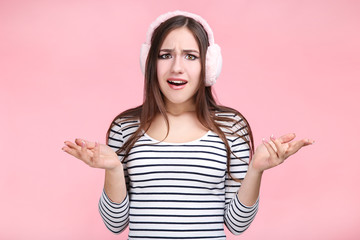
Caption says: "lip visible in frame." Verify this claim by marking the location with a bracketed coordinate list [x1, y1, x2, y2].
[167, 78, 188, 83]
[167, 78, 188, 90]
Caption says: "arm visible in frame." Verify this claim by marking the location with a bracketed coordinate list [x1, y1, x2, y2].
[223, 115, 313, 234]
[98, 164, 129, 234]
[103, 122, 128, 203]
[223, 134, 259, 235]
[98, 121, 130, 233]
[62, 121, 130, 234]
[237, 133, 314, 206]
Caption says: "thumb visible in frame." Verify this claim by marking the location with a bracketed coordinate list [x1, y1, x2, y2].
[278, 133, 296, 144]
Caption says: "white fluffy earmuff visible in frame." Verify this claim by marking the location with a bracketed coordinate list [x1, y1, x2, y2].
[140, 10, 222, 87]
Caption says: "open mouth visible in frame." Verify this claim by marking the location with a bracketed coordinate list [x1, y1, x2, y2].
[167, 80, 188, 86]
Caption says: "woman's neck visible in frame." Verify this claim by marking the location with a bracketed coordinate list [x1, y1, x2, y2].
[165, 100, 196, 116]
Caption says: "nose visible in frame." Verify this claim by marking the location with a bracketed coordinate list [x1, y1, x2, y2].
[171, 55, 184, 74]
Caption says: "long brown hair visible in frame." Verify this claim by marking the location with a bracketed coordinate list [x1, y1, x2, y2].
[106, 15, 254, 182]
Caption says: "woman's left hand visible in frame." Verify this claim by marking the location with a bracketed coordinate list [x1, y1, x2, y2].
[250, 133, 314, 173]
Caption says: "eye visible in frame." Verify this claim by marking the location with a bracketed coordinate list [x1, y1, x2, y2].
[158, 54, 172, 59]
[185, 54, 198, 60]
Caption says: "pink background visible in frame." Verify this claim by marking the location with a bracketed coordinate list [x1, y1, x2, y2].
[1, 0, 359, 239]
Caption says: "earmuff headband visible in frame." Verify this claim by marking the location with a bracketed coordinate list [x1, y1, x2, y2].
[140, 10, 222, 86]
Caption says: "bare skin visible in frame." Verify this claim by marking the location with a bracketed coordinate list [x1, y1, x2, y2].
[62, 27, 314, 205]
[237, 133, 314, 206]
[62, 128, 314, 206]
[146, 111, 208, 143]
[62, 139, 126, 203]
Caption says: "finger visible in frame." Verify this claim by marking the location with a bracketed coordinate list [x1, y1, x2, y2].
[286, 139, 313, 157]
[278, 133, 296, 144]
[62, 145, 81, 158]
[63, 141, 94, 166]
[263, 138, 278, 159]
[75, 138, 96, 149]
[267, 137, 277, 153]
[304, 138, 315, 145]
[62, 144, 88, 162]
[270, 135, 285, 157]
[91, 142, 100, 167]
[80, 140, 90, 161]
[64, 141, 81, 151]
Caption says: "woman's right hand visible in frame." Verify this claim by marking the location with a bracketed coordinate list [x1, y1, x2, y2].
[62, 139, 121, 170]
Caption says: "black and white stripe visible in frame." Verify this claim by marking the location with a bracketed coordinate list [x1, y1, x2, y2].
[99, 113, 259, 239]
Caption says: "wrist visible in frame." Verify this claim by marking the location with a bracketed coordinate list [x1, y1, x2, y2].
[106, 164, 124, 174]
[249, 161, 264, 176]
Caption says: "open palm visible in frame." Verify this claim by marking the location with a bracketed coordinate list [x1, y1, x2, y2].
[62, 139, 121, 170]
[251, 133, 314, 173]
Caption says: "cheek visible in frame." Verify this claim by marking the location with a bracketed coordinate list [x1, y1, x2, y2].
[156, 62, 167, 90]
[187, 62, 201, 79]
[157, 61, 168, 77]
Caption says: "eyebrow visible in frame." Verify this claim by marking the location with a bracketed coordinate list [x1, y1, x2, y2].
[159, 48, 200, 54]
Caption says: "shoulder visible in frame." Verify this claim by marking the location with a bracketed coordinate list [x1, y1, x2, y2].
[108, 105, 142, 131]
[107, 116, 140, 149]
[110, 116, 140, 137]
[109, 106, 142, 134]
[113, 116, 140, 129]
[214, 110, 248, 136]
[215, 111, 243, 123]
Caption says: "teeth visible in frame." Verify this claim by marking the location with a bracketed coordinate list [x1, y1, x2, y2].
[169, 80, 186, 84]
[167, 80, 187, 86]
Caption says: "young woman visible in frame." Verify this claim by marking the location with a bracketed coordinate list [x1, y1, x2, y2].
[62, 10, 314, 240]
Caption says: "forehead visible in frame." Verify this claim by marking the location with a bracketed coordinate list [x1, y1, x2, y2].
[160, 27, 199, 50]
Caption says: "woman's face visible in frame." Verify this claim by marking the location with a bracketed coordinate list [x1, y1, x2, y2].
[157, 27, 201, 110]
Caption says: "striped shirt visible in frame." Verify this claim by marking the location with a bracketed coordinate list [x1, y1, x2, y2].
[99, 113, 259, 240]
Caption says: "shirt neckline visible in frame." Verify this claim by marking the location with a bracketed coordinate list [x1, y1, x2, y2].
[142, 130, 212, 145]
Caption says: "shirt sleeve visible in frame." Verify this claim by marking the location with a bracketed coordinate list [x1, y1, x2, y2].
[223, 114, 259, 235]
[98, 120, 130, 234]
